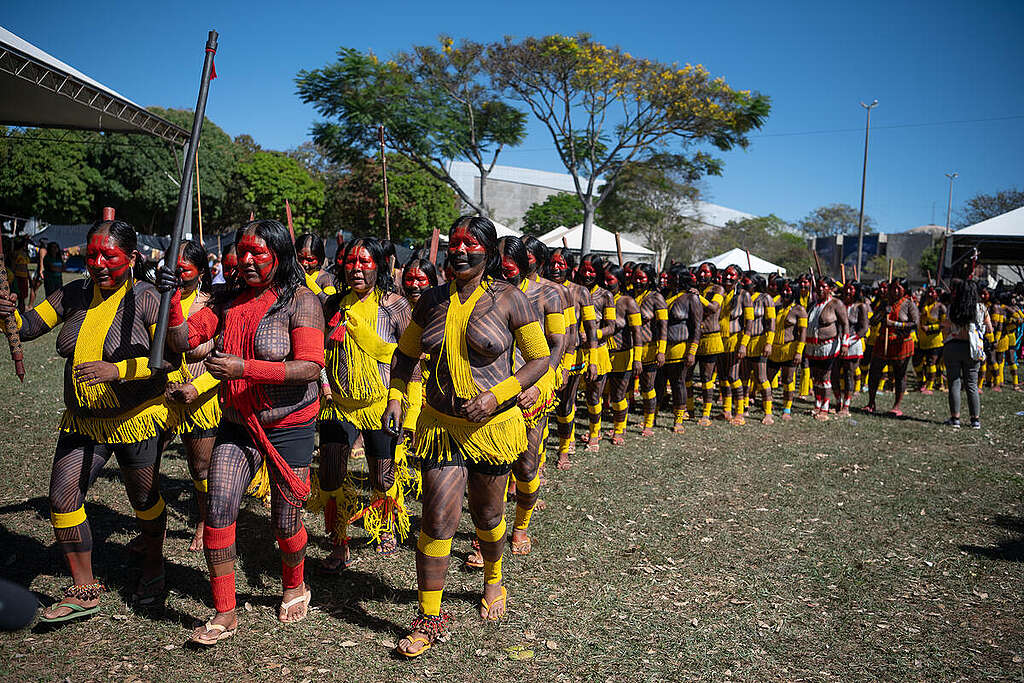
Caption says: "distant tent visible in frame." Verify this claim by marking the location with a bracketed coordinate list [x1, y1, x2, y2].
[950, 206, 1024, 266]
[690, 247, 787, 275]
[538, 224, 655, 263]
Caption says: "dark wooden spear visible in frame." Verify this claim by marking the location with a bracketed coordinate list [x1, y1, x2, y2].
[0, 237, 25, 381]
[150, 30, 218, 370]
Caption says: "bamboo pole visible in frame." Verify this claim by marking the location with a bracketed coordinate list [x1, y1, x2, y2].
[285, 199, 295, 241]
[745, 249, 753, 272]
[615, 232, 624, 267]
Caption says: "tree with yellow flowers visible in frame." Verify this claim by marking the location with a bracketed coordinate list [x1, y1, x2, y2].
[486, 34, 771, 255]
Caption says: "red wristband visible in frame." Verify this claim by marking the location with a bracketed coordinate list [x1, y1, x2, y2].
[243, 359, 287, 383]
[168, 290, 184, 327]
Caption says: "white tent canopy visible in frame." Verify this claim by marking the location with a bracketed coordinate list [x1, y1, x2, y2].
[690, 247, 787, 275]
[538, 223, 655, 263]
[950, 206, 1024, 266]
[952, 206, 1024, 237]
[0, 25, 187, 145]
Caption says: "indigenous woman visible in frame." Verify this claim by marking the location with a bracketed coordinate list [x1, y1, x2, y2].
[39, 240, 65, 296]
[399, 255, 439, 444]
[312, 238, 412, 570]
[295, 233, 337, 298]
[661, 265, 702, 432]
[916, 285, 946, 394]
[833, 281, 870, 417]
[500, 237, 565, 555]
[161, 219, 325, 644]
[743, 274, 776, 425]
[383, 216, 549, 657]
[803, 277, 848, 420]
[693, 262, 725, 425]
[1, 219, 173, 620]
[546, 247, 598, 468]
[766, 279, 807, 420]
[999, 291, 1023, 390]
[630, 263, 667, 435]
[602, 263, 642, 445]
[164, 241, 222, 552]
[575, 255, 615, 451]
[866, 278, 919, 416]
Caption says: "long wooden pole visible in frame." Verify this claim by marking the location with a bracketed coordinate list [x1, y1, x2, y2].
[149, 30, 218, 371]
[0, 239, 25, 381]
[428, 227, 439, 265]
[745, 249, 753, 272]
[194, 145, 204, 248]
[614, 232, 624, 267]
[841, 263, 846, 284]
[379, 125, 391, 243]
[285, 199, 295, 241]
[882, 258, 894, 355]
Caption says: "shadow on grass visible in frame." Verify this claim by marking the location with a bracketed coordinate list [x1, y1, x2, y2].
[960, 514, 1024, 561]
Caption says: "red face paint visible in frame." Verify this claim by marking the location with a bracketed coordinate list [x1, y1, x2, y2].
[177, 251, 200, 284]
[222, 252, 238, 281]
[448, 226, 487, 274]
[403, 267, 431, 301]
[526, 251, 537, 269]
[344, 245, 378, 292]
[722, 267, 739, 287]
[659, 272, 669, 288]
[550, 253, 568, 281]
[604, 272, 619, 291]
[237, 234, 277, 288]
[501, 256, 521, 280]
[633, 269, 649, 286]
[697, 265, 712, 285]
[580, 261, 597, 284]
[86, 233, 132, 289]
[297, 247, 320, 275]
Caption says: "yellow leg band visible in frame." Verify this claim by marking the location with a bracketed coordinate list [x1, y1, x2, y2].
[193, 478, 208, 493]
[476, 518, 507, 543]
[675, 408, 687, 422]
[610, 399, 628, 412]
[134, 496, 165, 521]
[51, 506, 87, 529]
[418, 589, 443, 616]
[641, 390, 657, 400]
[514, 504, 534, 531]
[417, 532, 453, 558]
[613, 420, 626, 434]
[484, 557, 503, 585]
[516, 473, 541, 495]
[587, 403, 602, 416]
[643, 412, 655, 428]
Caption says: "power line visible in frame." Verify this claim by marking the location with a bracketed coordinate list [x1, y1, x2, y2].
[751, 114, 1024, 138]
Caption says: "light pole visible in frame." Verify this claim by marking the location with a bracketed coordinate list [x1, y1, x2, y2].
[856, 99, 878, 276]
[944, 172, 958, 233]
[943, 171, 958, 276]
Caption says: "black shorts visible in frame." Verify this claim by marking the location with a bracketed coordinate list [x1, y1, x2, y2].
[420, 436, 513, 477]
[808, 357, 836, 373]
[180, 426, 219, 440]
[216, 419, 315, 469]
[55, 431, 161, 470]
[318, 418, 396, 462]
[767, 359, 798, 373]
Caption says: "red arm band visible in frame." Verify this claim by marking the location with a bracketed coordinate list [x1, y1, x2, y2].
[168, 290, 184, 327]
[291, 326, 325, 366]
[243, 360, 287, 383]
[187, 307, 219, 349]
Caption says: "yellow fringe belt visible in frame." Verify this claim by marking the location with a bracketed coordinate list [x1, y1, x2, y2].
[415, 403, 526, 466]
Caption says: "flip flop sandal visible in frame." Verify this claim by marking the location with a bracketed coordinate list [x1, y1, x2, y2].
[131, 573, 166, 606]
[190, 621, 236, 646]
[278, 588, 312, 624]
[38, 601, 100, 623]
[397, 635, 432, 659]
[480, 585, 508, 621]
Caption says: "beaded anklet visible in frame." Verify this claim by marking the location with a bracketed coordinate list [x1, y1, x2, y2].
[65, 582, 105, 601]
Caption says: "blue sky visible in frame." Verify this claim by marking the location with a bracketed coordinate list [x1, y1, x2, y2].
[5, 0, 1023, 231]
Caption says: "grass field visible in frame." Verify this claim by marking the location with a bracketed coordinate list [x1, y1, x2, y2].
[1, 330, 1023, 682]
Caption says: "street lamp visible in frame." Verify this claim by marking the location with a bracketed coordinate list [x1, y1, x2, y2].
[856, 99, 878, 276]
[944, 172, 958, 233]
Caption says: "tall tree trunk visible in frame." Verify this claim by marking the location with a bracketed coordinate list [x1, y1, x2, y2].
[580, 201, 595, 256]
[478, 170, 490, 218]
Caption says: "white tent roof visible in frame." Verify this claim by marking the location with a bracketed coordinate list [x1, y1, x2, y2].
[538, 223, 655, 261]
[437, 218, 521, 244]
[952, 206, 1024, 237]
[690, 247, 787, 275]
[0, 26, 187, 144]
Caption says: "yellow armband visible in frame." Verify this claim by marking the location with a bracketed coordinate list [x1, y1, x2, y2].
[514, 320, 550, 361]
[581, 304, 597, 322]
[656, 339, 667, 354]
[489, 375, 523, 404]
[397, 320, 423, 358]
[628, 312, 642, 327]
[985, 331, 996, 342]
[0, 310, 22, 334]
[545, 311, 567, 335]
[604, 306, 617, 322]
[323, 285, 337, 296]
[743, 306, 755, 322]
[798, 316, 808, 328]
[739, 334, 751, 348]
[388, 387, 405, 403]
[114, 358, 153, 380]
[795, 341, 805, 356]
[655, 308, 668, 321]
[563, 306, 577, 326]
[304, 272, 323, 295]
[31, 300, 60, 329]
[191, 371, 220, 395]
[766, 306, 776, 321]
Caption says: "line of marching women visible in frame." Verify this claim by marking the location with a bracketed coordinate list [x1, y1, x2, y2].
[2, 213, 1021, 656]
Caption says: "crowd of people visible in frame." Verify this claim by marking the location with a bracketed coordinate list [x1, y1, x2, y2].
[1, 214, 1021, 656]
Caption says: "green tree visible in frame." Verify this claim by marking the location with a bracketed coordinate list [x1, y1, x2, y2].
[0, 127, 102, 223]
[598, 155, 703, 267]
[918, 243, 942, 279]
[235, 151, 325, 233]
[486, 34, 770, 254]
[694, 215, 814, 276]
[798, 203, 874, 237]
[954, 187, 1024, 228]
[864, 254, 908, 279]
[296, 38, 526, 216]
[522, 193, 584, 235]
[325, 154, 458, 243]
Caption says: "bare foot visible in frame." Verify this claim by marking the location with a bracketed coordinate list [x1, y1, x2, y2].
[814, 412, 829, 421]
[397, 631, 432, 657]
[641, 427, 654, 436]
[731, 416, 746, 426]
[465, 541, 484, 569]
[586, 438, 600, 453]
[556, 454, 572, 470]
[278, 583, 311, 623]
[535, 499, 547, 511]
[761, 415, 774, 426]
[781, 412, 792, 421]
[611, 434, 625, 446]
[188, 522, 204, 553]
[673, 423, 686, 434]
[697, 417, 712, 427]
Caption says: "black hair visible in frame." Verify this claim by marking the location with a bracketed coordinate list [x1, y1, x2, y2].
[949, 278, 979, 328]
[522, 235, 549, 274]
[402, 256, 438, 288]
[46, 241, 63, 263]
[498, 236, 530, 283]
[634, 262, 657, 293]
[698, 261, 718, 275]
[546, 247, 576, 277]
[574, 253, 605, 287]
[180, 239, 213, 292]
[294, 233, 326, 265]
[604, 263, 626, 291]
[217, 219, 305, 315]
[751, 275, 767, 293]
[87, 219, 138, 255]
[338, 237, 396, 297]
[449, 215, 502, 280]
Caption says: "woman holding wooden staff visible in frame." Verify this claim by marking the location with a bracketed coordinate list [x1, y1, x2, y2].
[382, 216, 549, 657]
[865, 277, 919, 416]
[2, 219, 175, 620]
[159, 219, 325, 644]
